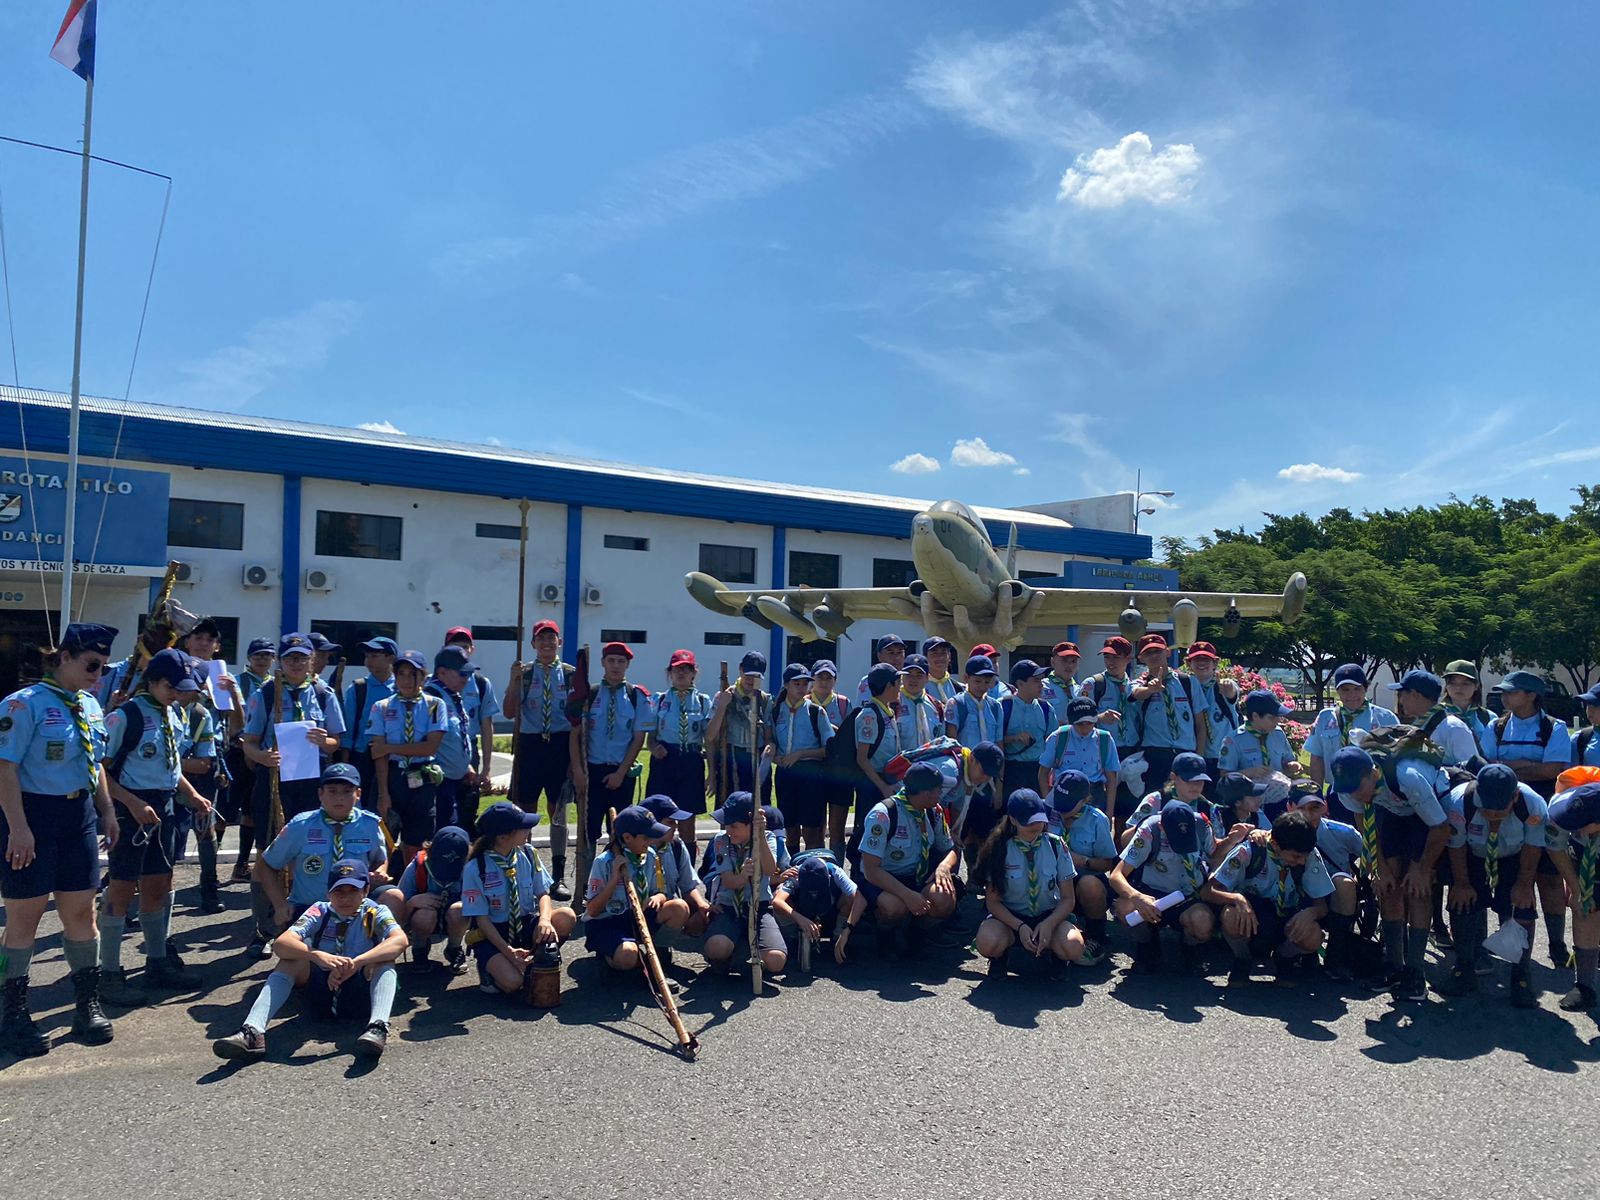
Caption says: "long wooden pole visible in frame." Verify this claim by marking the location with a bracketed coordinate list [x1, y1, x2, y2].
[508, 499, 531, 806]
[575, 643, 594, 892]
[607, 807, 699, 1060]
[748, 690, 765, 996]
[269, 662, 290, 893]
[715, 661, 729, 803]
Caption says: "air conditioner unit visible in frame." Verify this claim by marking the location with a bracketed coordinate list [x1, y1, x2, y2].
[538, 582, 564, 605]
[582, 585, 604, 606]
[173, 562, 201, 585]
[241, 563, 277, 589]
[304, 567, 336, 593]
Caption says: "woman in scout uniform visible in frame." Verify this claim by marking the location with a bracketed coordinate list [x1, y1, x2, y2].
[369, 650, 451, 867]
[921, 637, 962, 706]
[463, 801, 575, 995]
[396, 824, 471, 973]
[1441, 661, 1493, 751]
[976, 789, 1086, 977]
[1436, 764, 1545, 1006]
[1546, 780, 1600, 1012]
[1219, 689, 1302, 780]
[0, 623, 120, 1056]
[1110, 797, 1216, 975]
[701, 792, 787, 977]
[946, 655, 1003, 749]
[1048, 772, 1118, 965]
[648, 650, 714, 858]
[227, 637, 277, 883]
[573, 642, 655, 851]
[1304, 664, 1399, 790]
[1206, 811, 1334, 988]
[770, 662, 832, 854]
[212, 858, 409, 1063]
[505, 620, 577, 896]
[999, 661, 1052, 808]
[98, 649, 214, 1003]
[1039, 696, 1120, 812]
[1183, 641, 1236, 791]
[585, 803, 681, 972]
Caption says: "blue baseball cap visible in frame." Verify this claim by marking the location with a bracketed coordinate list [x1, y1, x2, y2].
[143, 647, 192, 689]
[1475, 763, 1519, 810]
[867, 663, 900, 696]
[434, 645, 474, 673]
[810, 659, 837, 678]
[901, 654, 930, 676]
[902, 762, 943, 796]
[875, 635, 906, 654]
[921, 637, 953, 654]
[184, 663, 210, 694]
[641, 793, 693, 824]
[1051, 770, 1092, 812]
[712, 791, 755, 826]
[615, 804, 672, 840]
[1242, 688, 1292, 718]
[781, 663, 813, 685]
[478, 800, 541, 836]
[762, 804, 785, 832]
[1171, 751, 1212, 783]
[1067, 697, 1098, 724]
[426, 827, 470, 885]
[247, 637, 276, 657]
[362, 636, 398, 656]
[396, 650, 428, 673]
[1331, 663, 1368, 688]
[1159, 799, 1201, 856]
[1006, 788, 1050, 827]
[278, 632, 313, 657]
[739, 652, 767, 676]
[1330, 746, 1375, 792]
[328, 858, 368, 890]
[307, 632, 340, 653]
[972, 741, 1005, 779]
[1550, 783, 1600, 832]
[1217, 771, 1269, 803]
[320, 762, 362, 787]
[1580, 685, 1600, 707]
[964, 655, 998, 677]
[1498, 670, 1547, 697]
[1009, 659, 1049, 685]
[1387, 669, 1442, 702]
[61, 622, 117, 656]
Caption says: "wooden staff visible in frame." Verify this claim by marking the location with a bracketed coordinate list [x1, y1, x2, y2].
[575, 643, 594, 893]
[748, 689, 765, 996]
[507, 499, 531, 804]
[607, 807, 699, 1060]
[714, 660, 730, 803]
[269, 662, 291, 893]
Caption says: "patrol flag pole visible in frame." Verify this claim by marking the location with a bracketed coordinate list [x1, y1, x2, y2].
[508, 499, 530, 805]
[748, 692, 765, 996]
[607, 806, 699, 1060]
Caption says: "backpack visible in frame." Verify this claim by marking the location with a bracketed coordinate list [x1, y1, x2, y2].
[1051, 725, 1114, 774]
[1000, 696, 1050, 756]
[1359, 724, 1446, 792]
[1492, 711, 1556, 753]
[1578, 727, 1596, 765]
[1459, 780, 1531, 826]
[884, 735, 964, 782]
[1198, 677, 1238, 731]
[821, 704, 885, 782]
[108, 698, 149, 784]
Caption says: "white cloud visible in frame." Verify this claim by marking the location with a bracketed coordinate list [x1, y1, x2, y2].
[358, 420, 405, 435]
[890, 452, 942, 475]
[1012, 466, 1032, 477]
[484, 435, 504, 447]
[1048, 412, 1130, 496]
[1277, 462, 1363, 484]
[1058, 132, 1202, 208]
[951, 437, 1018, 468]
[621, 386, 704, 419]
[176, 300, 359, 410]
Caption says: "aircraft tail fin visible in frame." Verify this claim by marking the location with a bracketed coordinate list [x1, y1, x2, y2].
[1004, 523, 1018, 577]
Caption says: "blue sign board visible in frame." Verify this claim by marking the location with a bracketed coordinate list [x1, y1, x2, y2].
[1056, 562, 1179, 591]
[0, 454, 170, 575]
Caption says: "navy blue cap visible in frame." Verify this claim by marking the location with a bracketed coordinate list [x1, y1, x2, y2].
[1217, 771, 1268, 802]
[307, 632, 339, 652]
[143, 647, 192, 688]
[434, 645, 474, 673]
[1499, 670, 1547, 696]
[615, 804, 671, 840]
[1330, 746, 1375, 792]
[875, 635, 906, 654]
[1580, 685, 1600, 707]
[964, 655, 998, 677]
[479, 800, 541, 836]
[739, 652, 767, 676]
[1475, 763, 1520, 809]
[713, 791, 755, 826]
[61, 622, 117, 656]
[362, 636, 398, 656]
[1009, 659, 1049, 685]
[762, 804, 785, 832]
[1331, 663, 1368, 688]
[1550, 783, 1600, 832]
[1387, 669, 1443, 702]
[641, 793, 693, 824]
[1242, 688, 1292, 717]
[810, 659, 837, 678]
[328, 858, 369, 889]
[278, 632, 313, 657]
[1006, 788, 1050, 826]
[320, 762, 362, 787]
[901, 654, 930, 675]
[867, 663, 900, 696]
[796, 856, 833, 884]
[921, 637, 953, 654]
[972, 741, 1005, 778]
[1051, 770, 1092, 812]
[1171, 751, 1212, 782]
[1159, 799, 1201, 856]
[396, 650, 428, 672]
[426, 827, 470, 885]
[781, 663, 813, 685]
[902, 762, 943, 796]
[1067, 696, 1098, 724]
[247, 637, 276, 657]
[184, 663, 210, 694]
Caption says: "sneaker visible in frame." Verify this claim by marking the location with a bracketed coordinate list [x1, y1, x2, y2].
[164, 940, 185, 969]
[1078, 938, 1108, 968]
[246, 936, 272, 961]
[1559, 983, 1598, 1012]
[354, 1021, 388, 1058]
[478, 977, 500, 994]
[1392, 967, 1427, 1003]
[1226, 961, 1254, 989]
[1362, 966, 1403, 994]
[212, 1025, 266, 1062]
[1509, 969, 1536, 1009]
[143, 956, 189, 990]
[444, 943, 468, 974]
[1435, 965, 1478, 997]
[99, 968, 148, 1008]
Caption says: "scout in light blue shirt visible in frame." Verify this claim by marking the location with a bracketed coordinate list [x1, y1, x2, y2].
[705, 827, 785, 909]
[1117, 808, 1210, 898]
[1210, 838, 1336, 908]
[858, 788, 955, 881]
[1219, 692, 1299, 776]
[424, 675, 475, 781]
[1479, 676, 1573, 781]
[654, 683, 715, 749]
[946, 657, 1003, 748]
[1306, 700, 1399, 781]
[463, 843, 555, 924]
[1039, 697, 1121, 788]
[288, 893, 402, 958]
[1039, 641, 1083, 727]
[1132, 671, 1201, 752]
[1079, 640, 1141, 748]
[1000, 664, 1052, 767]
[991, 808, 1077, 918]
[517, 655, 576, 736]
[773, 692, 833, 755]
[242, 674, 347, 749]
[855, 694, 904, 776]
[1445, 774, 1549, 859]
[1050, 782, 1119, 862]
[0, 676, 108, 796]
[104, 693, 189, 793]
[584, 842, 664, 920]
[582, 678, 657, 766]
[920, 639, 963, 707]
[341, 677, 395, 753]
[367, 687, 452, 769]
[261, 798, 388, 906]
[894, 657, 944, 750]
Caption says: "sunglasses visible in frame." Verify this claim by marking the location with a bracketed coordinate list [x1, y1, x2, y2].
[81, 659, 108, 674]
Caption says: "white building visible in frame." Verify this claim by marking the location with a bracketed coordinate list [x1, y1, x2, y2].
[0, 387, 1155, 701]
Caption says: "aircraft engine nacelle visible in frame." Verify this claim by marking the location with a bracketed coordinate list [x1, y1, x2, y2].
[1170, 598, 1200, 648]
[1117, 607, 1148, 645]
[811, 600, 854, 639]
[685, 571, 740, 615]
[754, 596, 821, 642]
[1281, 572, 1309, 625]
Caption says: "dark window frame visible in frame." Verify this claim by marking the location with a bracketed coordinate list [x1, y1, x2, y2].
[788, 550, 841, 589]
[872, 557, 918, 588]
[308, 620, 399, 664]
[699, 543, 757, 584]
[314, 510, 403, 561]
[600, 629, 648, 644]
[167, 497, 245, 551]
[475, 523, 521, 541]
[705, 632, 746, 647]
[603, 534, 650, 552]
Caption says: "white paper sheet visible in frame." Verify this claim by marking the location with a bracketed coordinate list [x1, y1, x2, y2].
[1124, 889, 1186, 927]
[206, 659, 232, 710]
[273, 720, 319, 782]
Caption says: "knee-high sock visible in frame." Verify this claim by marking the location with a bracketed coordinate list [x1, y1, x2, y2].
[1382, 919, 1404, 968]
[97, 909, 126, 973]
[62, 936, 98, 973]
[142, 898, 172, 963]
[1405, 924, 1430, 969]
[1, 945, 34, 981]
[234, 822, 255, 863]
[1223, 932, 1251, 960]
[197, 833, 219, 886]
[549, 816, 569, 861]
[243, 970, 293, 1031]
[1546, 911, 1567, 950]
[1450, 908, 1479, 966]
[368, 965, 398, 1024]
[1576, 947, 1599, 991]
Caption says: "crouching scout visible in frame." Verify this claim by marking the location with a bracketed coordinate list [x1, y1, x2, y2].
[1110, 799, 1216, 975]
[976, 789, 1085, 977]
[397, 825, 471, 973]
[1544, 780, 1600, 1012]
[585, 803, 683, 973]
[1207, 811, 1334, 988]
[772, 852, 865, 967]
[702, 792, 786, 977]
[1048, 771, 1118, 964]
[858, 762, 959, 955]
[464, 801, 576, 996]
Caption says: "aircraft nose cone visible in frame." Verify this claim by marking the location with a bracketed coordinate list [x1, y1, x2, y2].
[911, 513, 935, 539]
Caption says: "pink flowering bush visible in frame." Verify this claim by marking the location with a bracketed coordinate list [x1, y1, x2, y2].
[1190, 663, 1313, 753]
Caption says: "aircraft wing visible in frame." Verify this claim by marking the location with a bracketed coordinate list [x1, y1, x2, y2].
[685, 572, 915, 640]
[1027, 585, 1296, 625]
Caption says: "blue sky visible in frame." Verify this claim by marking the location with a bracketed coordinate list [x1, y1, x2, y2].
[2, 2, 1597, 542]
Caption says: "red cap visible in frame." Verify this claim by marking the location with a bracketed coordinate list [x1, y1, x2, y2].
[444, 626, 473, 645]
[1051, 641, 1081, 658]
[1137, 634, 1170, 655]
[1101, 636, 1132, 656]
[668, 649, 697, 670]
[970, 643, 998, 658]
[530, 620, 560, 641]
[1186, 640, 1219, 661]
[601, 641, 633, 661]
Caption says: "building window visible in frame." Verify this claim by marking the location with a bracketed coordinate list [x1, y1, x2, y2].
[310, 620, 399, 661]
[1019, 569, 1057, 582]
[469, 625, 519, 642]
[788, 550, 840, 589]
[315, 510, 403, 560]
[168, 498, 244, 551]
[600, 629, 647, 645]
[604, 534, 650, 552]
[785, 637, 838, 669]
[872, 557, 917, 588]
[699, 543, 756, 584]
[475, 523, 520, 540]
[705, 632, 745, 647]
[142, 613, 240, 664]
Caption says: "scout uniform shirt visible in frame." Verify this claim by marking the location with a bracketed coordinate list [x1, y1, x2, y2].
[706, 830, 783, 911]
[995, 833, 1077, 918]
[367, 690, 452, 768]
[925, 673, 962, 706]
[519, 660, 575, 737]
[1546, 823, 1600, 917]
[1192, 677, 1239, 761]
[1303, 702, 1399, 764]
[242, 678, 347, 749]
[341, 674, 395, 754]
[723, 685, 769, 754]
[1125, 790, 1237, 838]
[91, 657, 135, 708]
[462, 671, 501, 770]
[180, 701, 218, 766]
[398, 851, 463, 904]
[1312, 817, 1364, 877]
[1120, 814, 1211, 897]
[585, 844, 665, 919]
[1078, 672, 1141, 748]
[658, 837, 704, 900]
[1211, 841, 1335, 909]
[1040, 673, 1079, 727]
[1481, 713, 1574, 777]
[812, 692, 850, 732]
[262, 806, 387, 905]
[654, 687, 714, 750]
[947, 689, 1003, 749]
[1040, 724, 1120, 784]
[424, 679, 475, 781]
[1219, 722, 1297, 775]
[1050, 804, 1118, 862]
[855, 699, 904, 776]
[858, 795, 954, 883]
[0, 680, 107, 795]
[289, 897, 401, 958]
[894, 692, 943, 750]
[1334, 760, 1451, 829]
[773, 697, 833, 756]
[1000, 696, 1052, 768]
[775, 857, 857, 920]
[462, 845, 555, 929]
[1414, 708, 1481, 767]
[583, 681, 656, 765]
[1136, 675, 1200, 752]
[103, 696, 185, 791]
[1443, 702, 1493, 751]
[238, 668, 271, 707]
[1445, 781, 1549, 861]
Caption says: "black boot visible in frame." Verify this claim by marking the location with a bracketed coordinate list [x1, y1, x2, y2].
[1509, 962, 1537, 1009]
[70, 967, 114, 1044]
[196, 837, 224, 914]
[0, 977, 48, 1058]
[548, 857, 571, 902]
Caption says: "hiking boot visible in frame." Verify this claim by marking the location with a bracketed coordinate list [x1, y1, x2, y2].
[1226, 961, 1254, 989]
[143, 956, 190, 990]
[99, 968, 148, 1008]
[1509, 965, 1536, 1009]
[69, 967, 114, 1045]
[354, 1021, 389, 1059]
[408, 943, 434, 974]
[164, 939, 185, 969]
[246, 935, 272, 961]
[548, 858, 571, 902]
[1559, 983, 1598, 1012]
[0, 978, 47, 1058]
[211, 1026, 266, 1062]
[1435, 964, 1478, 997]
[196, 886, 225, 915]
[228, 862, 252, 885]
[444, 942, 467, 974]
[1270, 954, 1299, 988]
[1392, 967, 1427, 1003]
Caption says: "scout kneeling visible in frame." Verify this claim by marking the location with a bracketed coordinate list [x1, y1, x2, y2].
[1206, 811, 1334, 987]
[212, 858, 409, 1062]
[772, 852, 866, 967]
[396, 825, 471, 973]
[702, 792, 786, 977]
[585, 803, 684, 973]
[1109, 798, 1216, 975]
[464, 802, 576, 996]
[976, 789, 1085, 977]
[857, 762, 959, 956]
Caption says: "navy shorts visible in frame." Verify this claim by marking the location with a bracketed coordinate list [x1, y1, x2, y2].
[1438, 854, 1532, 921]
[434, 775, 480, 836]
[775, 761, 825, 830]
[961, 784, 1003, 842]
[706, 906, 784, 954]
[387, 763, 437, 845]
[108, 789, 179, 882]
[0, 791, 99, 899]
[860, 866, 934, 908]
[585, 910, 649, 959]
[252, 771, 319, 834]
[472, 920, 535, 980]
[648, 743, 708, 815]
[1241, 894, 1310, 953]
[304, 965, 374, 1022]
[1376, 807, 1434, 869]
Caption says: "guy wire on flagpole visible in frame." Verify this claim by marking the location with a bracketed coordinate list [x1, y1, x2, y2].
[58, 75, 94, 632]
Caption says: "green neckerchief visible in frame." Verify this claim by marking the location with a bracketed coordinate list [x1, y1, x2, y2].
[1336, 702, 1369, 747]
[1014, 836, 1041, 914]
[39, 677, 97, 793]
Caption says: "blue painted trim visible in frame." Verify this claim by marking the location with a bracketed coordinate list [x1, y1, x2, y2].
[281, 476, 302, 633]
[0, 403, 1151, 562]
[563, 505, 582, 647]
[769, 525, 787, 687]
[1066, 624, 1079, 645]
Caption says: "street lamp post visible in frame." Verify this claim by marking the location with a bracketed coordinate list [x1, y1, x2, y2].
[1132, 469, 1176, 537]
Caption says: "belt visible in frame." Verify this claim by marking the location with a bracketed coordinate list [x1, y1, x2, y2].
[663, 742, 703, 753]
[22, 790, 88, 802]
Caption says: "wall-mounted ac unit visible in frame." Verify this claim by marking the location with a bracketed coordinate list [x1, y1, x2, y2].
[241, 563, 277, 589]
[173, 562, 201, 584]
[304, 567, 336, 593]
[583, 585, 604, 606]
[538, 582, 564, 604]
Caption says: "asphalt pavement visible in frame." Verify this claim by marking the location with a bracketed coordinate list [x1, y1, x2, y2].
[2, 864, 1597, 1200]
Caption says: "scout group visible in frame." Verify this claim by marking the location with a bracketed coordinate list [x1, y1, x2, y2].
[3, 617, 1600, 1066]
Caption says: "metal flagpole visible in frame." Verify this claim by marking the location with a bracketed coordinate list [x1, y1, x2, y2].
[60, 75, 94, 627]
